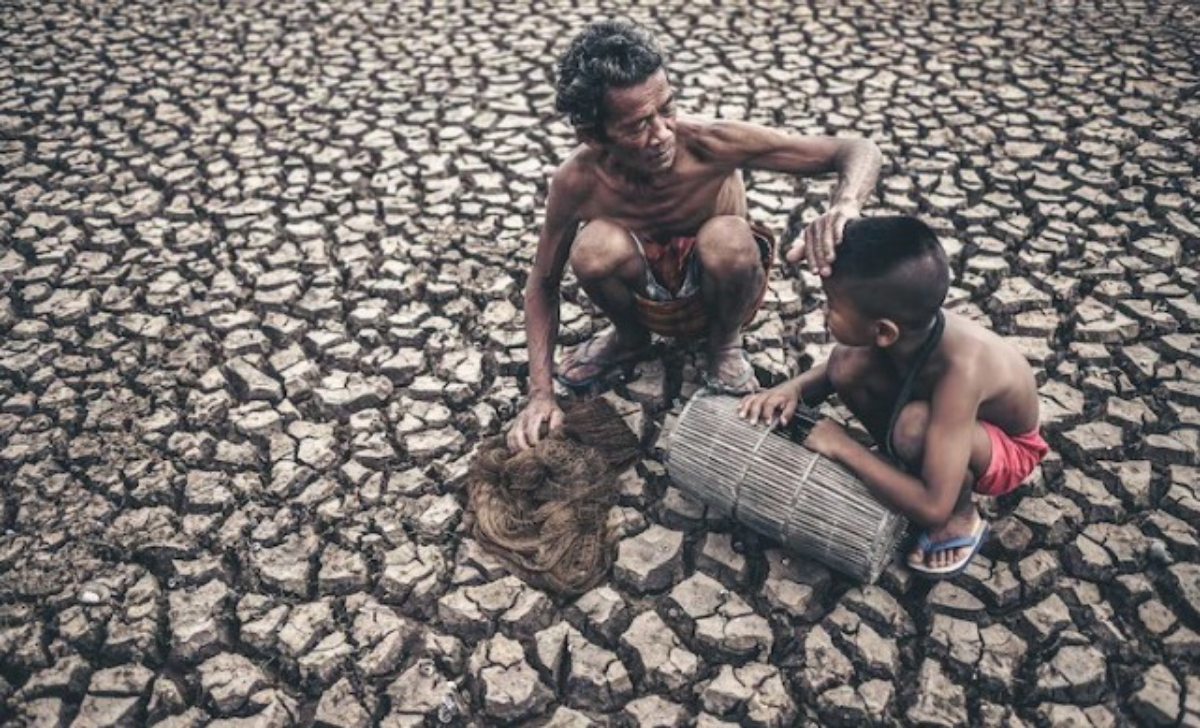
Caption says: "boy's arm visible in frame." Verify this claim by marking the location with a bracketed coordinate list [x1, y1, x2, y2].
[798, 361, 836, 407]
[739, 362, 834, 426]
[806, 369, 981, 527]
[916, 370, 983, 523]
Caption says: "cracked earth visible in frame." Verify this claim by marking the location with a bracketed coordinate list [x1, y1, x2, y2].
[1, 0, 1199, 726]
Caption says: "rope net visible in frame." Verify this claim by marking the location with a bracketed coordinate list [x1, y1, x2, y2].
[465, 397, 641, 597]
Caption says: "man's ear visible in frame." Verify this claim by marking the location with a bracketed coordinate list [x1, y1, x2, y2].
[874, 319, 901, 348]
[576, 125, 605, 150]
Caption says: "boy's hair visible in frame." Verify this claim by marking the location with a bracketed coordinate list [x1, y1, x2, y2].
[555, 20, 664, 139]
[829, 216, 950, 330]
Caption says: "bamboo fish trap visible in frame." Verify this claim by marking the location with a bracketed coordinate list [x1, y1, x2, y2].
[666, 391, 906, 583]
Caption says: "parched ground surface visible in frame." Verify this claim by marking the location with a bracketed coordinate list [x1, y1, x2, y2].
[2, 0, 1199, 726]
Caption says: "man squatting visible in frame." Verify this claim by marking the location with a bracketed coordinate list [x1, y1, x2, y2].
[509, 20, 882, 451]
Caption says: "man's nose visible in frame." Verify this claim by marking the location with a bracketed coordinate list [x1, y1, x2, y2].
[650, 116, 673, 144]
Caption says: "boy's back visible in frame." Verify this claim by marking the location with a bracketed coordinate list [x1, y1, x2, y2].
[907, 310, 1040, 438]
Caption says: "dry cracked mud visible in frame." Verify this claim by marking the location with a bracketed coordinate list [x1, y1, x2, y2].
[1, 0, 1199, 726]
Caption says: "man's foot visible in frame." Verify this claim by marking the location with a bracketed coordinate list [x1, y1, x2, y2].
[704, 345, 759, 395]
[556, 329, 652, 390]
[907, 510, 989, 578]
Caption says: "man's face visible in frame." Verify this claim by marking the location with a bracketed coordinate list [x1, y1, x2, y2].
[599, 69, 677, 174]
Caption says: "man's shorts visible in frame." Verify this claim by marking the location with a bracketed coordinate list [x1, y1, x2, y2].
[629, 221, 776, 339]
[974, 423, 1050, 497]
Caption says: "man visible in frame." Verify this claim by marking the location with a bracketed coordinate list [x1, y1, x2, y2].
[508, 19, 882, 451]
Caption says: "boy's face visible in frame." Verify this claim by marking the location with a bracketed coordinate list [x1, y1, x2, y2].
[822, 280, 877, 347]
[820, 280, 868, 345]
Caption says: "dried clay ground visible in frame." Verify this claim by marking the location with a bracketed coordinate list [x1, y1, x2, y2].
[1, 1, 1199, 726]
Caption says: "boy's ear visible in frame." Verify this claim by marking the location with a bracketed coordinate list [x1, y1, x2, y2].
[874, 319, 901, 348]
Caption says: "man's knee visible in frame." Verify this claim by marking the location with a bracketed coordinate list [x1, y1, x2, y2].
[890, 401, 930, 463]
[696, 216, 759, 276]
[569, 219, 639, 281]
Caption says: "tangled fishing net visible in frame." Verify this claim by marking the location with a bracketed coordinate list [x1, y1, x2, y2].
[465, 398, 642, 597]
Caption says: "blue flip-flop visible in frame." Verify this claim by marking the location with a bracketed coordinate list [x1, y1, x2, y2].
[907, 519, 990, 578]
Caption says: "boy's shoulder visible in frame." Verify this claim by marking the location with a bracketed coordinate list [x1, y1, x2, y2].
[941, 310, 1027, 374]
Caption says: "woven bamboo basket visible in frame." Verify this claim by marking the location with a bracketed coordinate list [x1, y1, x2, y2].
[666, 391, 906, 583]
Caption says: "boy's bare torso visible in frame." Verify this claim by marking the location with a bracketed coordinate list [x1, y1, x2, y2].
[559, 117, 749, 240]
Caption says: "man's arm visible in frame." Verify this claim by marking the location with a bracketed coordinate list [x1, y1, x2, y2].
[698, 121, 883, 275]
[805, 369, 981, 527]
[507, 167, 583, 451]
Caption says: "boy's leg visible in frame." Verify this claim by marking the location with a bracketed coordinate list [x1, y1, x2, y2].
[827, 346, 997, 569]
[889, 401, 994, 570]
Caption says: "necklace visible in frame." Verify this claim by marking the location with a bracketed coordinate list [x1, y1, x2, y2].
[884, 310, 946, 464]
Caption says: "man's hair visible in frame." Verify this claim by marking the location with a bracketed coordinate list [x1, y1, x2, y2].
[829, 216, 950, 330]
[555, 20, 664, 137]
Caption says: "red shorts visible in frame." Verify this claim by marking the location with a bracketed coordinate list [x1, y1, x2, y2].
[641, 234, 698, 297]
[632, 223, 775, 339]
[974, 423, 1050, 497]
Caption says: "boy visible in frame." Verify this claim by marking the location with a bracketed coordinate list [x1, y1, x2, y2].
[739, 216, 1048, 576]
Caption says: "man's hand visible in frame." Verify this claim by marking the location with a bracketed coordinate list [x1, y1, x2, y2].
[802, 419, 855, 461]
[507, 394, 564, 451]
[786, 203, 860, 277]
[738, 380, 803, 426]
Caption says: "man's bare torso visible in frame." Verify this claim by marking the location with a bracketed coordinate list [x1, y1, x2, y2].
[561, 117, 748, 240]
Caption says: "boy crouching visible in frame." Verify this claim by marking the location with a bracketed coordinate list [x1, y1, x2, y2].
[740, 216, 1048, 577]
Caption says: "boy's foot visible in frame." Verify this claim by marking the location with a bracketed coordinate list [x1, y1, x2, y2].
[907, 510, 989, 578]
[556, 329, 652, 390]
[704, 346, 759, 395]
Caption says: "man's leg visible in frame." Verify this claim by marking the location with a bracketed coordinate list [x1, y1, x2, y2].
[888, 401, 994, 570]
[694, 215, 763, 387]
[560, 219, 651, 383]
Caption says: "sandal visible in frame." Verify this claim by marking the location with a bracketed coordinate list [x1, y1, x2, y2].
[703, 346, 759, 395]
[555, 332, 652, 391]
[907, 518, 990, 579]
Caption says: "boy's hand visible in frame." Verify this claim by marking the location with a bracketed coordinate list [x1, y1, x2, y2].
[738, 381, 802, 426]
[802, 419, 855, 461]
